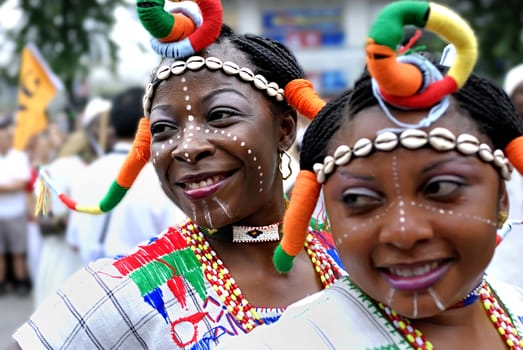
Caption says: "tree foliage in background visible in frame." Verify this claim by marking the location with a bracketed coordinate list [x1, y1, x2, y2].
[0, 0, 127, 111]
[438, 0, 523, 82]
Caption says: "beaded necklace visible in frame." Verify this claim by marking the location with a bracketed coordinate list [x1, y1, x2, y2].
[179, 219, 340, 331]
[377, 281, 523, 349]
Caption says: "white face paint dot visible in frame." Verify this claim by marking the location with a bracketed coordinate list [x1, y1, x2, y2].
[177, 135, 181, 139]
[184, 144, 189, 149]
[189, 125, 194, 130]
[221, 130, 225, 135]
[161, 144, 165, 149]
[188, 115, 194, 121]
[253, 157, 257, 161]
[185, 96, 190, 101]
[181, 77, 186, 83]
[155, 152, 159, 157]
[241, 142, 245, 147]
[183, 86, 188, 91]
[399, 200, 404, 207]
[196, 127, 201, 131]
[185, 153, 189, 158]
[399, 217, 405, 223]
[186, 105, 192, 111]
[247, 149, 252, 154]
[169, 139, 173, 144]
[439, 209, 445, 214]
[205, 129, 210, 133]
[189, 133, 194, 137]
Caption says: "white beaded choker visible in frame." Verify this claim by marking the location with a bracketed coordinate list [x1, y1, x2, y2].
[232, 223, 281, 243]
[142, 55, 285, 117]
[313, 127, 513, 183]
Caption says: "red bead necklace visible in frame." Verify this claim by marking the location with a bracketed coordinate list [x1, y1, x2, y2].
[378, 282, 523, 349]
[179, 219, 340, 331]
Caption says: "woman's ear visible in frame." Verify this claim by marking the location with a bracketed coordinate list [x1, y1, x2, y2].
[278, 108, 298, 151]
[498, 179, 510, 216]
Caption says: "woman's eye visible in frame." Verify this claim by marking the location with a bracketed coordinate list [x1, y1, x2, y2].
[207, 108, 239, 124]
[341, 187, 383, 211]
[423, 177, 464, 199]
[151, 122, 176, 136]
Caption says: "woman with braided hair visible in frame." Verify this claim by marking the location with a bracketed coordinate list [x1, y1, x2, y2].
[10, 1, 345, 349]
[219, 1, 523, 349]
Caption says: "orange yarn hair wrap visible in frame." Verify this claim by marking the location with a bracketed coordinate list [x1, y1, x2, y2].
[504, 136, 523, 176]
[274, 170, 322, 273]
[115, 117, 151, 188]
[284, 79, 326, 120]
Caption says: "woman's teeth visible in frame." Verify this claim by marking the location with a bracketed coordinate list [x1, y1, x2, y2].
[186, 175, 223, 190]
[389, 262, 439, 277]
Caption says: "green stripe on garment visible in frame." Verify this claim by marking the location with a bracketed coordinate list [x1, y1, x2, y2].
[368, 1, 429, 49]
[129, 249, 206, 298]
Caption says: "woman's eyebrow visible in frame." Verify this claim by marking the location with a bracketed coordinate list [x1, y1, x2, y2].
[421, 156, 474, 174]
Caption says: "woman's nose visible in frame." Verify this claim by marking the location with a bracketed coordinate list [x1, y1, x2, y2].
[378, 202, 434, 250]
[170, 128, 215, 163]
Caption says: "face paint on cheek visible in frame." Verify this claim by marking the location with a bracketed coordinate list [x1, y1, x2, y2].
[412, 291, 418, 318]
[386, 287, 395, 307]
[428, 287, 446, 311]
[212, 197, 233, 219]
[409, 200, 498, 229]
[334, 205, 392, 246]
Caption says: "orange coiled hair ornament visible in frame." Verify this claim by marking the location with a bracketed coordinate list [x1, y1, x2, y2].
[272, 1, 516, 273]
[35, 0, 223, 215]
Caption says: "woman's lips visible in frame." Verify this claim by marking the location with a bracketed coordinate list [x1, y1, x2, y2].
[380, 260, 451, 291]
[179, 174, 228, 199]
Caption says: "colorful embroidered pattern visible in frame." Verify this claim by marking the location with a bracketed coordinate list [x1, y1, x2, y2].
[113, 227, 207, 321]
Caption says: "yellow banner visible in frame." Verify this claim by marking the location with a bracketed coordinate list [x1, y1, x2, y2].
[13, 44, 63, 150]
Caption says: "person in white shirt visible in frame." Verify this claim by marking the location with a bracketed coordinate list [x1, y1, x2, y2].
[65, 87, 186, 264]
[0, 117, 31, 295]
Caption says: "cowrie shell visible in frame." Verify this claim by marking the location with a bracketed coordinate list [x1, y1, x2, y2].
[323, 156, 336, 174]
[313, 163, 323, 174]
[205, 57, 223, 70]
[374, 131, 398, 151]
[456, 133, 480, 155]
[254, 74, 268, 90]
[186, 56, 205, 70]
[353, 138, 373, 157]
[239, 67, 255, 82]
[156, 65, 171, 80]
[477, 144, 494, 162]
[223, 61, 240, 75]
[493, 149, 506, 167]
[170, 61, 187, 75]
[334, 145, 351, 165]
[429, 127, 456, 151]
[266, 82, 280, 97]
[400, 129, 428, 149]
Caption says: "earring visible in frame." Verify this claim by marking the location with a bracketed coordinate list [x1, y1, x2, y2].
[279, 150, 293, 181]
[497, 211, 508, 229]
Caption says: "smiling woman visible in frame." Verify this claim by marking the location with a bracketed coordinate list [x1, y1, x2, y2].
[11, 1, 346, 349]
[218, 1, 523, 349]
